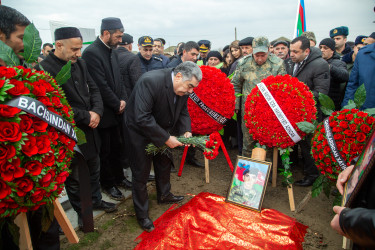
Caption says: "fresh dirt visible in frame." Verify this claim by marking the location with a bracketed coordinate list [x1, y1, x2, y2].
[60, 145, 343, 250]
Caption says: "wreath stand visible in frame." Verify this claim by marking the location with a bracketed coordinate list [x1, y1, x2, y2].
[178, 136, 234, 183]
[15, 199, 79, 249]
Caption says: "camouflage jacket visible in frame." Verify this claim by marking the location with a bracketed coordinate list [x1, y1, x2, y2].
[231, 53, 286, 111]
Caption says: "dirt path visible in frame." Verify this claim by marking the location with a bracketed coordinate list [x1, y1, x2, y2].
[61, 146, 342, 250]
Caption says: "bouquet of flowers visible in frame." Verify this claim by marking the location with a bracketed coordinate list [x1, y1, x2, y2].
[203, 132, 221, 160]
[188, 66, 235, 135]
[0, 66, 76, 218]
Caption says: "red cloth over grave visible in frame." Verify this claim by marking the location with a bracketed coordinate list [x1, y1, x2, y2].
[135, 192, 307, 249]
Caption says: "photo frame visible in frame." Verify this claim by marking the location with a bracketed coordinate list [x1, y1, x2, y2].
[225, 156, 272, 212]
[342, 129, 375, 207]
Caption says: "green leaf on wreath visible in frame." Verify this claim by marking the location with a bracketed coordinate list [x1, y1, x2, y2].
[311, 175, 324, 198]
[354, 84, 366, 109]
[333, 194, 343, 207]
[228, 72, 234, 80]
[296, 121, 316, 133]
[319, 92, 335, 111]
[0, 40, 20, 66]
[342, 99, 357, 110]
[55, 61, 72, 85]
[312, 119, 318, 127]
[235, 93, 243, 98]
[363, 108, 375, 116]
[232, 112, 237, 121]
[218, 128, 224, 135]
[322, 177, 332, 198]
[23, 23, 42, 64]
[76, 127, 87, 145]
[321, 106, 334, 116]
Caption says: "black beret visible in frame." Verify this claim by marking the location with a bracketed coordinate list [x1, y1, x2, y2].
[330, 26, 349, 38]
[54, 27, 82, 41]
[273, 40, 289, 47]
[207, 50, 223, 62]
[239, 37, 254, 46]
[119, 33, 133, 45]
[101, 17, 123, 31]
[369, 32, 375, 40]
[222, 45, 229, 52]
[319, 38, 335, 52]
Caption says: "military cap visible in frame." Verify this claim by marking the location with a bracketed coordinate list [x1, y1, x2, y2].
[301, 31, 317, 44]
[239, 37, 254, 46]
[223, 45, 229, 52]
[138, 36, 154, 46]
[155, 38, 166, 46]
[273, 40, 289, 47]
[252, 36, 270, 54]
[198, 40, 211, 52]
[330, 26, 349, 38]
[369, 32, 375, 39]
[101, 17, 123, 31]
[54, 27, 82, 41]
[319, 38, 335, 51]
[207, 51, 223, 62]
[355, 35, 367, 46]
[119, 33, 133, 45]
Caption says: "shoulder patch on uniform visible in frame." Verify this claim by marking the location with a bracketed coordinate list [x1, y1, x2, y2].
[268, 53, 283, 64]
[153, 56, 163, 61]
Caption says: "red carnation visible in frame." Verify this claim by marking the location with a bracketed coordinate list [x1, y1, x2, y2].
[0, 67, 17, 78]
[339, 121, 348, 129]
[32, 118, 48, 133]
[15, 177, 34, 197]
[36, 135, 51, 154]
[30, 189, 45, 203]
[356, 132, 367, 142]
[0, 180, 11, 199]
[0, 121, 22, 142]
[57, 147, 67, 163]
[21, 135, 38, 157]
[0, 158, 24, 182]
[24, 161, 44, 176]
[39, 170, 56, 187]
[19, 114, 34, 134]
[42, 151, 55, 167]
[346, 114, 354, 120]
[354, 118, 364, 125]
[0, 105, 21, 117]
[360, 124, 371, 134]
[0, 144, 16, 162]
[38, 96, 52, 106]
[55, 171, 69, 184]
[343, 130, 354, 138]
[6, 79, 30, 96]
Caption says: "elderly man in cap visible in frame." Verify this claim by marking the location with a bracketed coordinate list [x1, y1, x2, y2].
[273, 40, 289, 60]
[342, 35, 368, 74]
[137, 36, 165, 74]
[301, 31, 317, 47]
[319, 38, 349, 111]
[82, 17, 129, 201]
[36, 27, 118, 228]
[239, 37, 254, 57]
[115, 33, 142, 98]
[197, 40, 211, 66]
[232, 36, 286, 157]
[125, 62, 202, 232]
[153, 38, 170, 67]
[329, 26, 352, 57]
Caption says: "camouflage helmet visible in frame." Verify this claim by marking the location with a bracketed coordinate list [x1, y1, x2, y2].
[301, 31, 317, 44]
[252, 36, 270, 54]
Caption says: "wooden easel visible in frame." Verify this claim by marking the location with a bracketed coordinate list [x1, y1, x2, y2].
[15, 199, 79, 249]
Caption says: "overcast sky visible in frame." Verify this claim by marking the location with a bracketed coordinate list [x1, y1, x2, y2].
[3, 0, 375, 51]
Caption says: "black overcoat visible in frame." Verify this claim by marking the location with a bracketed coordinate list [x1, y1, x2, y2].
[82, 37, 127, 128]
[36, 53, 103, 160]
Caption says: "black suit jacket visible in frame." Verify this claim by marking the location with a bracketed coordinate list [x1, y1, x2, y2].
[125, 68, 191, 148]
[36, 53, 103, 159]
[82, 37, 127, 128]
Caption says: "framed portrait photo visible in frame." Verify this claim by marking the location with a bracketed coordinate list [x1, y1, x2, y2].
[225, 156, 272, 212]
[342, 129, 375, 207]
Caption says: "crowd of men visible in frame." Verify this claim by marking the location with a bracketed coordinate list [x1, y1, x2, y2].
[1, 4, 374, 249]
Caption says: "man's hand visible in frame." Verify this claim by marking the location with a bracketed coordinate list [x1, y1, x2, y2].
[330, 206, 347, 236]
[118, 100, 126, 114]
[165, 136, 183, 148]
[88, 111, 101, 128]
[183, 132, 192, 138]
[337, 165, 354, 195]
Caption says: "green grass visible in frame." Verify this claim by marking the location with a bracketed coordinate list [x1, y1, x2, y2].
[101, 218, 115, 231]
[100, 239, 115, 250]
[67, 231, 101, 250]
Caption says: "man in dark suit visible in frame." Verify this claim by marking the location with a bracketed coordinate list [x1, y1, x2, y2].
[125, 62, 202, 232]
[36, 27, 117, 226]
[82, 17, 128, 200]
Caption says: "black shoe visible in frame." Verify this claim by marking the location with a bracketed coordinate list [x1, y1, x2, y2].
[158, 193, 184, 204]
[294, 176, 318, 187]
[137, 217, 155, 232]
[93, 200, 118, 213]
[103, 186, 125, 201]
[186, 158, 204, 168]
[148, 174, 155, 181]
[116, 178, 132, 189]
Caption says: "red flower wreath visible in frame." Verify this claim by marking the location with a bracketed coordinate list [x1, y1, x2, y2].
[311, 109, 375, 182]
[188, 66, 235, 135]
[0, 66, 76, 218]
[244, 74, 317, 148]
[203, 132, 221, 160]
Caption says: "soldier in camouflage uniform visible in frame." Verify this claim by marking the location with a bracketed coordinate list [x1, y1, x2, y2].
[301, 31, 317, 47]
[231, 36, 286, 157]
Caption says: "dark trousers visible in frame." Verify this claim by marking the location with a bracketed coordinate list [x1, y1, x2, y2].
[65, 155, 102, 214]
[98, 126, 125, 188]
[299, 135, 319, 177]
